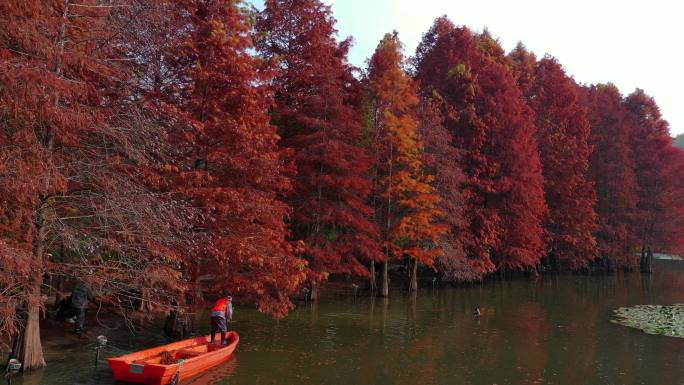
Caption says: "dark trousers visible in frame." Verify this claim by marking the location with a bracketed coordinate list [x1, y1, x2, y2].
[210, 316, 227, 344]
[74, 307, 87, 332]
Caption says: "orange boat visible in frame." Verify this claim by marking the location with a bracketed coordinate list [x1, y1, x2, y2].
[108, 332, 239, 385]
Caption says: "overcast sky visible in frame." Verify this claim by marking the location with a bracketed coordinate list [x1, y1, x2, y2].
[252, 0, 683, 136]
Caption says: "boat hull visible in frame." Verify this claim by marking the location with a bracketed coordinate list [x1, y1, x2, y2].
[108, 332, 239, 385]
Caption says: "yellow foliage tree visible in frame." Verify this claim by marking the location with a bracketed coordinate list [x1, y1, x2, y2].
[368, 32, 446, 294]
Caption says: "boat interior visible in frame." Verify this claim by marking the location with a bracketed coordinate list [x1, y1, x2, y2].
[133, 343, 225, 365]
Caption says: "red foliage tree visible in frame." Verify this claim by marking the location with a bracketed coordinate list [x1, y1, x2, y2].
[580, 84, 638, 269]
[158, 0, 308, 315]
[655, 147, 684, 256]
[414, 18, 547, 273]
[511, 52, 598, 270]
[0, 0, 189, 368]
[367, 32, 446, 293]
[256, 0, 382, 299]
[625, 89, 684, 271]
[419, 102, 474, 281]
[646, 146, 684, 255]
[507, 42, 538, 95]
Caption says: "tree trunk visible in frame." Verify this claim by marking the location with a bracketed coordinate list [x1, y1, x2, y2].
[53, 245, 66, 306]
[138, 288, 152, 313]
[380, 261, 389, 297]
[369, 261, 377, 293]
[53, 273, 65, 307]
[551, 251, 560, 273]
[380, 140, 393, 299]
[648, 247, 654, 273]
[15, 202, 49, 370]
[164, 294, 193, 338]
[409, 258, 418, 292]
[192, 272, 202, 305]
[641, 247, 654, 274]
[15, 247, 47, 370]
[310, 282, 319, 302]
[14, 0, 70, 370]
[13, 297, 46, 371]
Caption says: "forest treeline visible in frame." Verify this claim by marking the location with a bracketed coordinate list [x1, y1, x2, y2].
[2, 0, 683, 370]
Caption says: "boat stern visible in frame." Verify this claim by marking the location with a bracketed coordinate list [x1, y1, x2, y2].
[108, 358, 175, 385]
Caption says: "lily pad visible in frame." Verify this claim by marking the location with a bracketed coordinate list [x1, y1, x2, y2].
[611, 304, 684, 338]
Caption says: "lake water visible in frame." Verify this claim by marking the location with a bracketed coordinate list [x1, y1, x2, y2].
[11, 260, 684, 385]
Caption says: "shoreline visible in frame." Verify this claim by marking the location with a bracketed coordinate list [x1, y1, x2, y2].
[4, 258, 682, 360]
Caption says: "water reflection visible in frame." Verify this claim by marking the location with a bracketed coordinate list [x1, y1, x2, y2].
[185, 357, 238, 385]
[12, 261, 684, 385]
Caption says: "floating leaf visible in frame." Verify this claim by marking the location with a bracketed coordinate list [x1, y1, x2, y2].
[612, 304, 684, 338]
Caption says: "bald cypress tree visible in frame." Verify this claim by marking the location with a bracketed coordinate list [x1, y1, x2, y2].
[580, 84, 638, 269]
[257, 0, 382, 299]
[367, 32, 445, 293]
[510, 50, 598, 271]
[415, 17, 547, 274]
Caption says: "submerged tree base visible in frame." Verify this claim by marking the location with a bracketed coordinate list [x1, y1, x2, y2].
[612, 304, 684, 338]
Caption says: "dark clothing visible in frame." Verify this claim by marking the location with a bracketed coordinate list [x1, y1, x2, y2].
[211, 315, 227, 332]
[71, 282, 93, 334]
[71, 283, 93, 310]
[210, 316, 228, 345]
[55, 296, 74, 321]
[75, 308, 87, 333]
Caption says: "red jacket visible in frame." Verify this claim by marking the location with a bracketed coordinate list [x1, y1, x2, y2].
[211, 298, 233, 319]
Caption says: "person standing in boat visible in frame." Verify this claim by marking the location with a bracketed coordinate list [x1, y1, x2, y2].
[210, 295, 233, 345]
